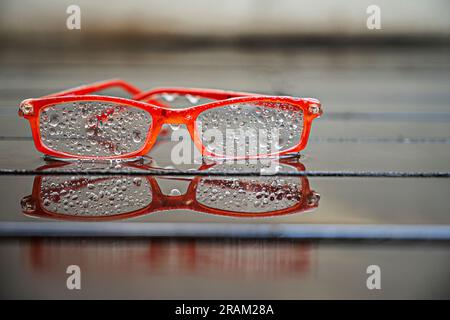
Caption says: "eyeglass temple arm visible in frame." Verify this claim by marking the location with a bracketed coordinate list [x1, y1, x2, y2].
[43, 79, 142, 98]
[132, 87, 257, 102]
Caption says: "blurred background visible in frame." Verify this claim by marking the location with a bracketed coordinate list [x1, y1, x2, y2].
[1, 0, 450, 40]
[0, 0, 449, 110]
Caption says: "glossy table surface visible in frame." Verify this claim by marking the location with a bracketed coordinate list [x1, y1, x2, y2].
[0, 47, 449, 298]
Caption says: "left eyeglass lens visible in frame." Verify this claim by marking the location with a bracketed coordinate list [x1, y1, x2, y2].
[39, 175, 153, 217]
[39, 101, 152, 157]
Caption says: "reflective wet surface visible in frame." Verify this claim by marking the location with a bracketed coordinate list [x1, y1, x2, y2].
[1, 48, 450, 298]
[1, 239, 449, 299]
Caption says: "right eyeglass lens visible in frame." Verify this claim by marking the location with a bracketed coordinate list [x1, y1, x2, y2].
[39, 101, 152, 157]
[196, 176, 303, 214]
[195, 101, 304, 157]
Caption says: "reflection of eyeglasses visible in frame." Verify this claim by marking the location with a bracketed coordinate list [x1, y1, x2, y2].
[21, 160, 320, 220]
[19, 79, 322, 160]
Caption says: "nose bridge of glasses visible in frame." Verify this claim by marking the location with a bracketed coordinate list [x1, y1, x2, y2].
[160, 108, 192, 125]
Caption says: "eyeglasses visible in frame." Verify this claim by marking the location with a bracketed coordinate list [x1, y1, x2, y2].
[21, 160, 320, 220]
[19, 79, 322, 160]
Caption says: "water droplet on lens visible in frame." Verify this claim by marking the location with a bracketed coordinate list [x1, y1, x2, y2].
[132, 130, 142, 143]
[86, 128, 95, 136]
[162, 93, 176, 102]
[169, 124, 181, 130]
[169, 189, 181, 196]
[49, 114, 59, 127]
[114, 147, 122, 155]
[186, 94, 199, 104]
[133, 178, 142, 186]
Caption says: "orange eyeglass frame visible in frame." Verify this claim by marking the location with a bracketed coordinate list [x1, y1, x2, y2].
[19, 79, 322, 160]
[22, 161, 319, 221]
